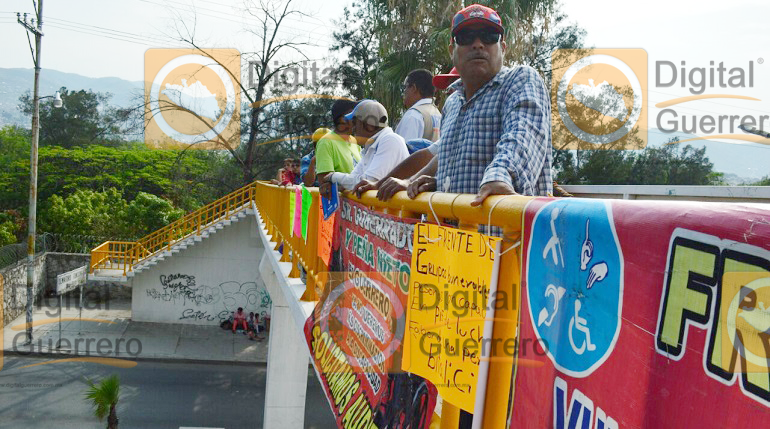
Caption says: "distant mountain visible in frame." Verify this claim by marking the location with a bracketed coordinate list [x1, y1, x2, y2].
[0, 68, 143, 127]
[1, 68, 767, 183]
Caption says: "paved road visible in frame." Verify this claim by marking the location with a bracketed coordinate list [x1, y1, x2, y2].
[0, 356, 336, 429]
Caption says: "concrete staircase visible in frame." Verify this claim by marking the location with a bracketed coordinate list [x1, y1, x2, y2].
[89, 204, 255, 282]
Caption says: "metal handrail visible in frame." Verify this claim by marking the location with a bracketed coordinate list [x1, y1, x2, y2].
[252, 181, 526, 428]
[89, 182, 258, 275]
[89, 179, 527, 426]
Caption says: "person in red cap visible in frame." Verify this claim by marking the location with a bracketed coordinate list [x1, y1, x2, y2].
[433, 67, 460, 91]
[354, 3, 553, 217]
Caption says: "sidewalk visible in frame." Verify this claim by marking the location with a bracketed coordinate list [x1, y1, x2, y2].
[2, 297, 269, 364]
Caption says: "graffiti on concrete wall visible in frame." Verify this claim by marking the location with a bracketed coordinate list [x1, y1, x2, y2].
[146, 274, 221, 307]
[143, 273, 272, 323]
[179, 309, 231, 322]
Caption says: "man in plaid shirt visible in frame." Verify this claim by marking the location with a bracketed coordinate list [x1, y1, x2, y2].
[355, 4, 552, 206]
[420, 4, 552, 203]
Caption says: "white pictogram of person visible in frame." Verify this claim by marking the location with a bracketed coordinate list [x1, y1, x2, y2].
[543, 207, 564, 266]
[569, 299, 596, 355]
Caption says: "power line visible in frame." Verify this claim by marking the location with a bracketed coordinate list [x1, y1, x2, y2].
[43, 22, 165, 46]
[46, 17, 176, 44]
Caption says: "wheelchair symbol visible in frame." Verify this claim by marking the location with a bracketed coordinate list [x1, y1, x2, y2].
[568, 300, 596, 355]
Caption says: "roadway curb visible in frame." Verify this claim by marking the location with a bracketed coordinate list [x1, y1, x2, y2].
[2, 349, 267, 367]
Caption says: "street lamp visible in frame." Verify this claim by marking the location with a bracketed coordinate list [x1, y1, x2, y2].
[17, 2, 48, 345]
[47, 91, 63, 108]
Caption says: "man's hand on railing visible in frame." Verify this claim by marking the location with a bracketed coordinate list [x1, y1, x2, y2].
[471, 181, 517, 207]
[353, 179, 377, 199]
[407, 175, 437, 199]
[376, 177, 410, 201]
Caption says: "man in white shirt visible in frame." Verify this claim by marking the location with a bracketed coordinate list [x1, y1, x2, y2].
[395, 69, 442, 142]
[321, 99, 409, 194]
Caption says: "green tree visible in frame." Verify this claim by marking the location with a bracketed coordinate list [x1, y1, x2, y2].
[576, 150, 633, 185]
[331, 0, 559, 117]
[0, 126, 30, 166]
[39, 188, 183, 241]
[41, 189, 130, 239]
[0, 211, 24, 246]
[84, 375, 120, 429]
[246, 96, 337, 180]
[629, 142, 716, 185]
[330, 4, 382, 100]
[555, 138, 721, 185]
[123, 192, 184, 238]
[0, 145, 239, 214]
[0, 220, 16, 246]
[19, 88, 131, 148]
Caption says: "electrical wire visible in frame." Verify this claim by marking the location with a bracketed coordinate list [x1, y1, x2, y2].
[46, 16, 176, 44]
[43, 22, 165, 46]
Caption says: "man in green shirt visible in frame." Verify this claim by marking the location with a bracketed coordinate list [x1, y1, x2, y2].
[316, 100, 360, 189]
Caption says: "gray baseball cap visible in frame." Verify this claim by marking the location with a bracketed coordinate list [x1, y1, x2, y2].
[343, 99, 388, 127]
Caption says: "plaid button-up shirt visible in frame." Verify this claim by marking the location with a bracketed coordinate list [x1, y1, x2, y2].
[431, 65, 553, 197]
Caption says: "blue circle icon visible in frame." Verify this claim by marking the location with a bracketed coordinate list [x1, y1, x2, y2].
[526, 199, 623, 377]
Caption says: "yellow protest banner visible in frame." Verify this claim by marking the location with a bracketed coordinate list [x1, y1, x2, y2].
[402, 223, 501, 413]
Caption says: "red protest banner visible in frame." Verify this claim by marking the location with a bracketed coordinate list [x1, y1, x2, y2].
[304, 199, 437, 429]
[511, 198, 770, 428]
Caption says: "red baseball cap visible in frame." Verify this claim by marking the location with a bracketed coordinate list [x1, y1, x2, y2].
[433, 67, 460, 90]
[452, 4, 504, 35]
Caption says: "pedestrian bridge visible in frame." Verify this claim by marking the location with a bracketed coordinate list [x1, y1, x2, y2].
[87, 181, 770, 428]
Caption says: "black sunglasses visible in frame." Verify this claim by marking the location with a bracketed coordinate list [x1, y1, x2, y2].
[453, 29, 502, 46]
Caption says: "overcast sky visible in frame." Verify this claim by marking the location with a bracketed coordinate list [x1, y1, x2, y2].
[1, 0, 341, 80]
[2, 0, 769, 152]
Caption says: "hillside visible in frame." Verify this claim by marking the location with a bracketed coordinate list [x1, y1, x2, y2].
[1, 67, 767, 183]
[0, 68, 142, 127]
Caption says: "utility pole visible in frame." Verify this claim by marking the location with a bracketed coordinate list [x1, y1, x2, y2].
[17, 0, 45, 345]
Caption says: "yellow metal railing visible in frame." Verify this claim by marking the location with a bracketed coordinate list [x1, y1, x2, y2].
[253, 181, 529, 428]
[90, 181, 258, 275]
[89, 241, 140, 274]
[90, 179, 529, 427]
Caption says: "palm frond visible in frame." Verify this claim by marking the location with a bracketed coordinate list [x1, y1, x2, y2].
[84, 375, 120, 422]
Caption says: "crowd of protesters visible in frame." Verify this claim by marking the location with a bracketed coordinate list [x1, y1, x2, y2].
[273, 3, 570, 212]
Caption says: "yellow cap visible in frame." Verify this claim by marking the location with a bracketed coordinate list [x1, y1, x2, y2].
[312, 127, 331, 142]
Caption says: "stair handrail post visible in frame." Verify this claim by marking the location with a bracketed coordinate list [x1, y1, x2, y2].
[122, 242, 128, 277]
[128, 243, 134, 273]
